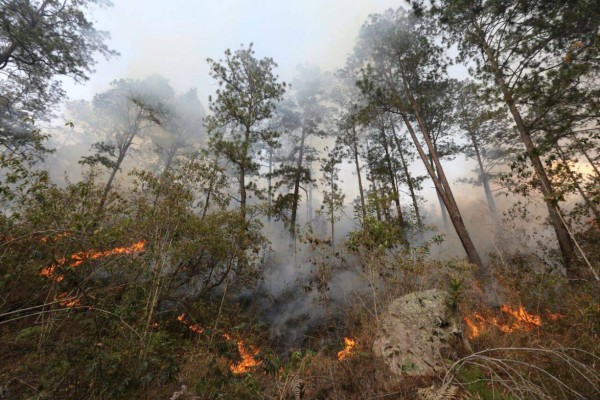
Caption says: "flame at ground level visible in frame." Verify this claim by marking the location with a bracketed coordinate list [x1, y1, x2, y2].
[464, 305, 564, 339]
[56, 292, 81, 308]
[175, 316, 260, 374]
[177, 312, 204, 335]
[40, 241, 146, 281]
[337, 337, 358, 361]
[223, 333, 262, 374]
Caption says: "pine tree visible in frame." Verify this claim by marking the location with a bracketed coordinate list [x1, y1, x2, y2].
[206, 44, 286, 222]
[418, 0, 600, 277]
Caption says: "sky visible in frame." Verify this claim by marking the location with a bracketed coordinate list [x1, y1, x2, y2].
[64, 0, 403, 101]
[57, 0, 516, 257]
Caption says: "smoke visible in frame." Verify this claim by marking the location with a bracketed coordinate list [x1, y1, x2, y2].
[254, 220, 370, 349]
[18, 0, 595, 354]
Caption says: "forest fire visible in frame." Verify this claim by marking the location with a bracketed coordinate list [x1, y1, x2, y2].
[41, 232, 72, 243]
[40, 241, 146, 282]
[177, 312, 204, 335]
[56, 292, 81, 308]
[337, 337, 358, 361]
[464, 305, 563, 339]
[223, 333, 262, 374]
[175, 315, 259, 373]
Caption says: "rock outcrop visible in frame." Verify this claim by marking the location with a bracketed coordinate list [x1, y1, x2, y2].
[373, 289, 468, 376]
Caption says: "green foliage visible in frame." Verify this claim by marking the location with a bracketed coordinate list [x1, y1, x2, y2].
[458, 366, 516, 400]
[286, 349, 317, 373]
[0, 0, 117, 159]
[0, 155, 267, 398]
[0, 123, 50, 207]
[206, 44, 286, 220]
[446, 278, 463, 312]
[346, 216, 405, 252]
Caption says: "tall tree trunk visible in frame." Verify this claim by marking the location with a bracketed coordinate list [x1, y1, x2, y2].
[371, 181, 383, 222]
[468, 130, 499, 224]
[267, 148, 273, 222]
[98, 127, 138, 214]
[239, 128, 251, 222]
[475, 26, 576, 276]
[202, 163, 219, 220]
[391, 124, 423, 226]
[98, 152, 125, 214]
[330, 169, 336, 253]
[97, 108, 144, 217]
[290, 127, 307, 239]
[429, 153, 450, 230]
[162, 141, 179, 174]
[379, 123, 407, 237]
[401, 111, 485, 277]
[351, 125, 367, 226]
[365, 139, 382, 222]
[307, 165, 313, 222]
[239, 164, 246, 221]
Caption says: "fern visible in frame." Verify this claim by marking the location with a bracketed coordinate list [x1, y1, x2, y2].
[417, 384, 461, 400]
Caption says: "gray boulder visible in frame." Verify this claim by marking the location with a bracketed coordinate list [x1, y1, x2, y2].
[373, 289, 468, 376]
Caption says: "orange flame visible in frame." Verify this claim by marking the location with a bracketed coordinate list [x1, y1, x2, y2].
[229, 341, 261, 374]
[177, 312, 186, 323]
[464, 305, 563, 339]
[223, 333, 262, 374]
[40, 241, 146, 281]
[176, 312, 204, 335]
[501, 305, 541, 327]
[55, 292, 81, 308]
[337, 337, 358, 361]
[41, 232, 72, 243]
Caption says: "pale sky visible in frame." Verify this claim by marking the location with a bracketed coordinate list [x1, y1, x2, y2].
[64, 0, 404, 101]
[58, 0, 503, 254]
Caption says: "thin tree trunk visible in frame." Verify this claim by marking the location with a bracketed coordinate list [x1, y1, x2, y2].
[239, 128, 250, 222]
[365, 139, 382, 222]
[475, 26, 576, 276]
[97, 109, 143, 216]
[201, 182, 213, 220]
[98, 154, 123, 213]
[98, 134, 132, 214]
[202, 164, 218, 220]
[429, 153, 450, 230]
[391, 124, 423, 226]
[468, 130, 499, 223]
[307, 166, 313, 222]
[572, 135, 600, 180]
[267, 148, 273, 222]
[351, 125, 367, 226]
[401, 111, 485, 276]
[372, 181, 383, 222]
[291, 127, 307, 239]
[330, 168, 336, 254]
[379, 123, 407, 236]
[556, 144, 600, 222]
[163, 142, 179, 174]
[239, 165, 246, 221]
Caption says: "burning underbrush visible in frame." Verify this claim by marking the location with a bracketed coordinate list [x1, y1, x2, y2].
[176, 312, 263, 374]
[337, 337, 358, 361]
[463, 304, 564, 339]
[2, 226, 599, 400]
[40, 240, 146, 282]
